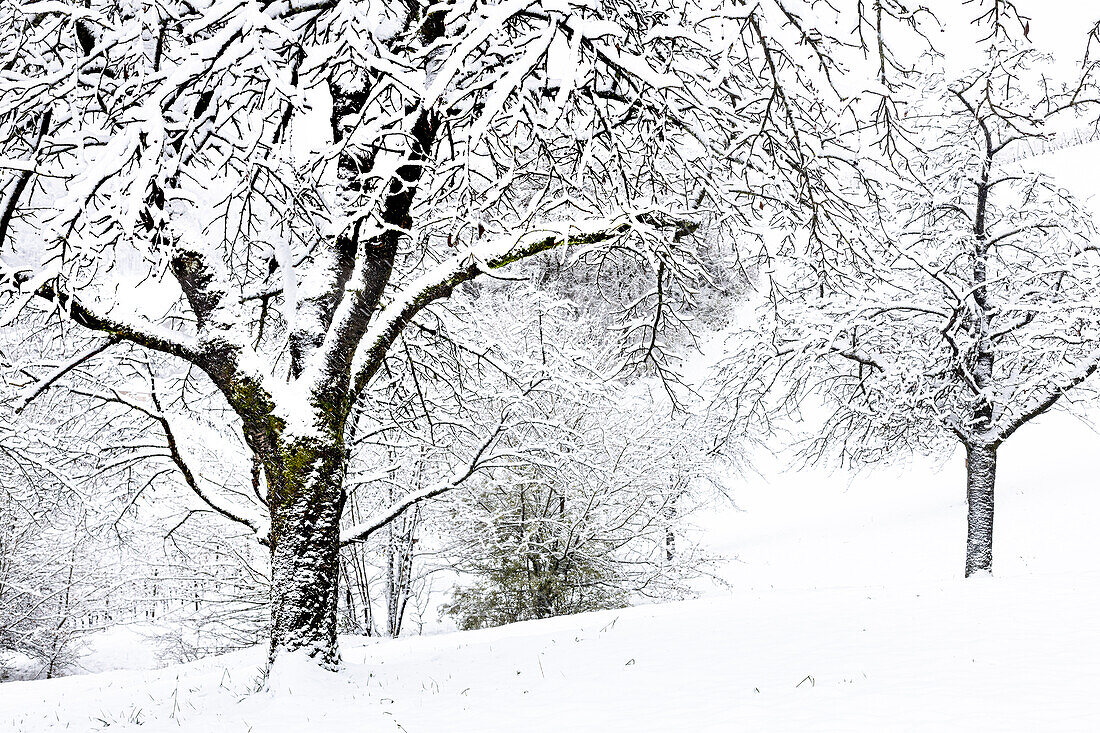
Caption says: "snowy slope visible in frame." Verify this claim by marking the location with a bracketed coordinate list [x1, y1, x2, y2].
[3, 404, 1100, 731]
[702, 409, 1100, 590]
[1, 571, 1098, 731]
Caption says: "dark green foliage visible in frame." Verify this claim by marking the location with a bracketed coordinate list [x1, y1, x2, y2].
[442, 529, 629, 631]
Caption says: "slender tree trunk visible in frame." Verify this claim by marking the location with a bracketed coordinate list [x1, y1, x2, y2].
[964, 442, 997, 577]
[965, 115, 998, 579]
[265, 440, 346, 668]
[664, 494, 678, 561]
[385, 522, 397, 637]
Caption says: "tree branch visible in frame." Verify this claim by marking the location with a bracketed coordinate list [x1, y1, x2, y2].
[150, 385, 270, 544]
[73, 382, 270, 542]
[347, 214, 694, 398]
[995, 345, 1100, 443]
[13, 336, 118, 413]
[3, 270, 200, 361]
[339, 417, 507, 546]
[0, 110, 52, 252]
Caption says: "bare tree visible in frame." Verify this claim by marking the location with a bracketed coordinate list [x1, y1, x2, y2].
[716, 46, 1100, 577]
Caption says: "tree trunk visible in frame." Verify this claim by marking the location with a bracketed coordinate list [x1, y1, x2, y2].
[964, 442, 997, 577]
[266, 440, 346, 668]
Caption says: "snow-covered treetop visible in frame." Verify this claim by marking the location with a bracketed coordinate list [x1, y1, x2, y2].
[0, 0, 874, 444]
[713, 43, 1100, 464]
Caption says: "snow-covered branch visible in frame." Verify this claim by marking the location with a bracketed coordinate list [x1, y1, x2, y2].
[347, 214, 694, 398]
[339, 417, 508, 547]
[996, 345, 1100, 443]
[72, 383, 269, 542]
[2, 268, 199, 362]
[148, 387, 269, 543]
[13, 337, 117, 413]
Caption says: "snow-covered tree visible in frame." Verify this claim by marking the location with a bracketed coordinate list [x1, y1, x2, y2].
[716, 46, 1100, 576]
[0, 0, 880, 667]
[431, 284, 716, 629]
[0, 326, 116, 678]
[440, 392, 710, 630]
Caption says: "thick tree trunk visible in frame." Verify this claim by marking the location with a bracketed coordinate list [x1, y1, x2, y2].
[265, 440, 347, 668]
[964, 442, 997, 577]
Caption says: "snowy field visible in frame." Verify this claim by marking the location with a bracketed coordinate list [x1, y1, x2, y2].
[2, 409, 1098, 732]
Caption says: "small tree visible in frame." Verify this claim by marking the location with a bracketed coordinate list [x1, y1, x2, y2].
[0, 362, 109, 677]
[439, 287, 714, 628]
[717, 47, 1100, 576]
[442, 417, 705, 630]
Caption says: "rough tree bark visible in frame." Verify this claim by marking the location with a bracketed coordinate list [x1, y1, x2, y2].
[964, 443, 996, 577]
[265, 440, 347, 666]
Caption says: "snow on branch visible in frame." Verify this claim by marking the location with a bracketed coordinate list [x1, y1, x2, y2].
[1, 266, 199, 362]
[13, 336, 118, 413]
[72, 383, 269, 543]
[148, 386, 269, 543]
[995, 345, 1100, 444]
[347, 213, 695, 397]
[339, 411, 511, 547]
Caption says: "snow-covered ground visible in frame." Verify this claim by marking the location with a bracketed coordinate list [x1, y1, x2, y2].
[3, 409, 1099, 731]
[4, 573, 1099, 732]
[707, 409, 1100, 589]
